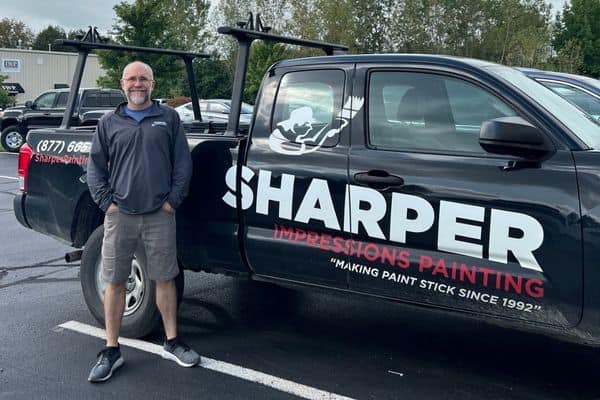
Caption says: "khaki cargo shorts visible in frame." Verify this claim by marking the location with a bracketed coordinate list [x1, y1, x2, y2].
[101, 207, 179, 283]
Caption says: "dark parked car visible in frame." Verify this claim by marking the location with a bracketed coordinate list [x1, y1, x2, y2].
[0, 87, 125, 152]
[518, 68, 600, 121]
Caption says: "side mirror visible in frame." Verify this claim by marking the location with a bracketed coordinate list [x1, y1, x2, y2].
[479, 116, 554, 160]
[25, 101, 34, 109]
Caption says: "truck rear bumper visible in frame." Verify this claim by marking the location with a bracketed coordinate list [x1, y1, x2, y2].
[13, 192, 31, 229]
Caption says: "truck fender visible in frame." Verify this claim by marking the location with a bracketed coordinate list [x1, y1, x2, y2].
[0, 118, 18, 131]
[70, 192, 104, 248]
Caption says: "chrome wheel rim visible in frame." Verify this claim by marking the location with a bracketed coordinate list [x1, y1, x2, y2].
[5, 131, 23, 149]
[95, 257, 146, 316]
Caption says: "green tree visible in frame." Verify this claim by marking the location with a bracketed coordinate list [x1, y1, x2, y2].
[287, 0, 392, 53]
[438, 0, 488, 57]
[32, 25, 76, 52]
[391, 0, 439, 53]
[554, 38, 584, 73]
[478, 0, 551, 67]
[67, 29, 88, 41]
[387, 0, 552, 65]
[0, 75, 12, 108]
[209, 0, 255, 78]
[212, 1, 299, 102]
[0, 18, 34, 48]
[192, 57, 232, 99]
[554, 0, 600, 76]
[96, 0, 211, 98]
[245, 42, 293, 102]
[349, 0, 395, 53]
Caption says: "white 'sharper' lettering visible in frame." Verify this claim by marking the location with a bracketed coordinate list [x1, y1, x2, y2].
[390, 193, 435, 243]
[294, 178, 340, 230]
[222, 166, 545, 272]
[438, 201, 485, 260]
[489, 209, 544, 272]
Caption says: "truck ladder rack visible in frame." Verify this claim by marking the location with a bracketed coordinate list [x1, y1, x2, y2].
[55, 26, 210, 129]
[218, 13, 348, 136]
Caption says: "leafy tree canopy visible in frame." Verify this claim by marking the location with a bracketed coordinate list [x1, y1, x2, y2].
[32, 25, 77, 52]
[0, 18, 34, 49]
[96, 0, 210, 98]
[554, 0, 600, 77]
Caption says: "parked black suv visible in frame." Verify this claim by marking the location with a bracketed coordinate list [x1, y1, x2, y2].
[0, 87, 125, 152]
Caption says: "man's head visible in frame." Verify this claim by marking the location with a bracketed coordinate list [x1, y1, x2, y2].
[120, 61, 155, 109]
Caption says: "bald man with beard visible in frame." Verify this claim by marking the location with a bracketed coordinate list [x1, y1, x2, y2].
[86, 61, 198, 383]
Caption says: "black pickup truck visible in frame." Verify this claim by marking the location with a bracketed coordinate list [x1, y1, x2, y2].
[13, 24, 600, 347]
[1, 87, 125, 152]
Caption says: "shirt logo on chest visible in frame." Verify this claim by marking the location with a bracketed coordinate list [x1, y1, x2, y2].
[152, 121, 167, 127]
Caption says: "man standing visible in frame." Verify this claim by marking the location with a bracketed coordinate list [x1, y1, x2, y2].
[86, 61, 197, 383]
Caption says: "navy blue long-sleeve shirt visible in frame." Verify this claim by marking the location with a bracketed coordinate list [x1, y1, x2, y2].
[87, 101, 192, 214]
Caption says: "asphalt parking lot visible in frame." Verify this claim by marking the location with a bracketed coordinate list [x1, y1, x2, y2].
[1, 151, 600, 400]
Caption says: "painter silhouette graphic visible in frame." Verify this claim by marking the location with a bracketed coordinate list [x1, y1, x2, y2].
[269, 97, 364, 155]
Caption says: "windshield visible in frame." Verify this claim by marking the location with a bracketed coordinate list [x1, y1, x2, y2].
[206, 100, 253, 114]
[488, 66, 600, 148]
[241, 102, 253, 114]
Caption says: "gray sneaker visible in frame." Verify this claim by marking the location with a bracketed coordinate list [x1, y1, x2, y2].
[88, 347, 124, 382]
[162, 339, 201, 367]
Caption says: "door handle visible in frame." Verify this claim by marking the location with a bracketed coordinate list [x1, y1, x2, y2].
[354, 171, 404, 188]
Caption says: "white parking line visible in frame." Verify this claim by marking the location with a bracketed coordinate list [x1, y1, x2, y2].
[0, 175, 18, 180]
[0, 152, 18, 156]
[56, 320, 357, 400]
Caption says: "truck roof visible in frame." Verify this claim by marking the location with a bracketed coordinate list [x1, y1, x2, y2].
[275, 53, 498, 70]
[52, 87, 122, 93]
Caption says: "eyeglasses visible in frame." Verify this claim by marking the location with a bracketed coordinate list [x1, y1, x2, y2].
[121, 76, 154, 84]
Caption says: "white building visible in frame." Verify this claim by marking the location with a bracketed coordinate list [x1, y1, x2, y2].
[0, 48, 105, 104]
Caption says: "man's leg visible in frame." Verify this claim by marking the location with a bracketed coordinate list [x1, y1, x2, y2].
[88, 278, 127, 383]
[144, 208, 200, 367]
[104, 282, 126, 347]
[156, 279, 177, 340]
[157, 276, 200, 367]
[89, 210, 137, 382]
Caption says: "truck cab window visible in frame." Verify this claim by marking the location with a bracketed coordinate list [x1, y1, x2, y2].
[110, 93, 124, 106]
[35, 92, 57, 109]
[83, 93, 99, 108]
[272, 69, 345, 149]
[99, 93, 111, 107]
[55, 92, 69, 107]
[368, 71, 517, 153]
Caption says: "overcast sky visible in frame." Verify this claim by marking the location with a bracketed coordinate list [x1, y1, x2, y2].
[3, 0, 570, 35]
[2, 0, 127, 34]
[548, 0, 570, 13]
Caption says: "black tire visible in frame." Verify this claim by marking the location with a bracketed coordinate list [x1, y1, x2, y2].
[80, 225, 185, 338]
[1, 125, 24, 153]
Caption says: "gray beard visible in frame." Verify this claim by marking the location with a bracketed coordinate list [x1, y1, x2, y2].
[127, 90, 150, 105]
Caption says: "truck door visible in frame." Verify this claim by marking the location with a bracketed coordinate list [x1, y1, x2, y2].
[242, 66, 353, 288]
[26, 91, 65, 129]
[347, 66, 582, 328]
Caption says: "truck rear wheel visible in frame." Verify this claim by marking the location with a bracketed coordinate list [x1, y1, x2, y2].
[1, 126, 24, 153]
[80, 225, 185, 338]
